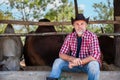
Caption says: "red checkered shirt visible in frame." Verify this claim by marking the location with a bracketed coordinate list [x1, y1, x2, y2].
[59, 30, 101, 63]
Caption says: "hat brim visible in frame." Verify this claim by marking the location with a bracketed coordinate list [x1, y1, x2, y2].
[71, 17, 89, 25]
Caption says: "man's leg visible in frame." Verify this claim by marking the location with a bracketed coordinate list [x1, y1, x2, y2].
[83, 61, 100, 80]
[47, 58, 84, 80]
[47, 58, 69, 80]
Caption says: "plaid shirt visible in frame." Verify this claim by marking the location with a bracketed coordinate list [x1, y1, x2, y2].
[59, 30, 101, 63]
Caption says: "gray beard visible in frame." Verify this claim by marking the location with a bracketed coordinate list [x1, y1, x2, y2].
[77, 31, 84, 36]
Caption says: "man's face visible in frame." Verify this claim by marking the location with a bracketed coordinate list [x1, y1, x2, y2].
[73, 20, 87, 36]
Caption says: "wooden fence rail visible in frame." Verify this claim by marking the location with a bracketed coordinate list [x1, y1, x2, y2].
[0, 32, 120, 37]
[0, 20, 120, 26]
[0, 20, 120, 37]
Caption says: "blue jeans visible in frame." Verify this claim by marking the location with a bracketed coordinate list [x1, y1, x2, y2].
[49, 58, 100, 80]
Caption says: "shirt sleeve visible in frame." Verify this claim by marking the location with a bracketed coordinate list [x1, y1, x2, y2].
[59, 35, 70, 54]
[89, 35, 101, 60]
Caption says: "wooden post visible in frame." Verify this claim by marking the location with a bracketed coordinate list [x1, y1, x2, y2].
[114, 0, 120, 67]
[74, 0, 78, 17]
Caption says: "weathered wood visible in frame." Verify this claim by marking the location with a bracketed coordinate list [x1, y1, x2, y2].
[74, 0, 78, 17]
[114, 0, 120, 67]
[1, 33, 120, 37]
[115, 16, 120, 20]
[0, 32, 67, 37]
[90, 20, 120, 24]
[0, 20, 71, 26]
[0, 20, 120, 26]
[0, 71, 120, 80]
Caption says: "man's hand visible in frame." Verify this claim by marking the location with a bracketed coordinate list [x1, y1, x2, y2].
[68, 58, 82, 68]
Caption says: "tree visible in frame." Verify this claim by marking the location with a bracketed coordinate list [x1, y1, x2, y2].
[90, 0, 113, 33]
[1, 0, 83, 33]
[2, 0, 66, 32]
[6, 0, 50, 32]
[0, 10, 13, 33]
[44, 0, 83, 32]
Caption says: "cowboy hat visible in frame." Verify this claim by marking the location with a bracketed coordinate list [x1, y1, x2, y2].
[71, 14, 89, 24]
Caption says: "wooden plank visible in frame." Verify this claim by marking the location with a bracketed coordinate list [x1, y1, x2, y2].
[114, 0, 120, 67]
[0, 20, 120, 26]
[0, 20, 71, 26]
[1, 32, 120, 37]
[0, 32, 68, 37]
[115, 16, 120, 20]
[74, 0, 78, 17]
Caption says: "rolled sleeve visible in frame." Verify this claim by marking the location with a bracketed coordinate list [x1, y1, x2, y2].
[59, 35, 70, 54]
[89, 35, 101, 60]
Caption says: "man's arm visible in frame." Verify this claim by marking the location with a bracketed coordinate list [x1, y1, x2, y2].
[81, 56, 96, 65]
[68, 55, 96, 68]
[59, 53, 75, 62]
[59, 53, 82, 68]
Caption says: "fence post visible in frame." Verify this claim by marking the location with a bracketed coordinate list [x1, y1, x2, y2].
[114, 16, 120, 67]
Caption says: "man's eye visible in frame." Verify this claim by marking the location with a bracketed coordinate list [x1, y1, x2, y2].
[81, 23, 84, 25]
[76, 23, 79, 25]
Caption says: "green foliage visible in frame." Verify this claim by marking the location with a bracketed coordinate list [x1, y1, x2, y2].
[44, 1, 83, 32]
[4, 0, 74, 32]
[0, 11, 13, 33]
[7, 0, 64, 21]
[0, 0, 114, 34]
[61, 0, 67, 3]
[0, 26, 4, 34]
[87, 24, 102, 33]
[0, 10, 12, 20]
[93, 0, 113, 20]
[45, 1, 74, 21]
[5, 0, 56, 32]
[1, 0, 75, 33]
[90, 0, 114, 33]
[0, 11, 4, 19]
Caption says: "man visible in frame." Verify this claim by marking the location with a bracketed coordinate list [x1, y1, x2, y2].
[47, 14, 101, 80]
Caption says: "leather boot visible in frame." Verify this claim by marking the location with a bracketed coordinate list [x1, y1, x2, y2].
[46, 77, 58, 80]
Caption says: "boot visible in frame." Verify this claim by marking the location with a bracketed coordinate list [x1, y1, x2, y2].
[46, 77, 58, 80]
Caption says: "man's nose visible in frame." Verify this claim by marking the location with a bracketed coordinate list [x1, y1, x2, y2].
[77, 23, 82, 26]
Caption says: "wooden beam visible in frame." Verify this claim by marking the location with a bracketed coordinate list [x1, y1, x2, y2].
[74, 0, 78, 17]
[114, 0, 120, 67]
[1, 32, 120, 37]
[0, 20, 71, 26]
[0, 32, 68, 37]
[115, 16, 120, 20]
[0, 20, 120, 26]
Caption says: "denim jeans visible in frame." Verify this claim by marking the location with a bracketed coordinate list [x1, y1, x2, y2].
[49, 58, 100, 80]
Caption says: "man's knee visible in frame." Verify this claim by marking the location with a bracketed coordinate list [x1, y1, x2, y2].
[52, 58, 65, 68]
[87, 61, 100, 74]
